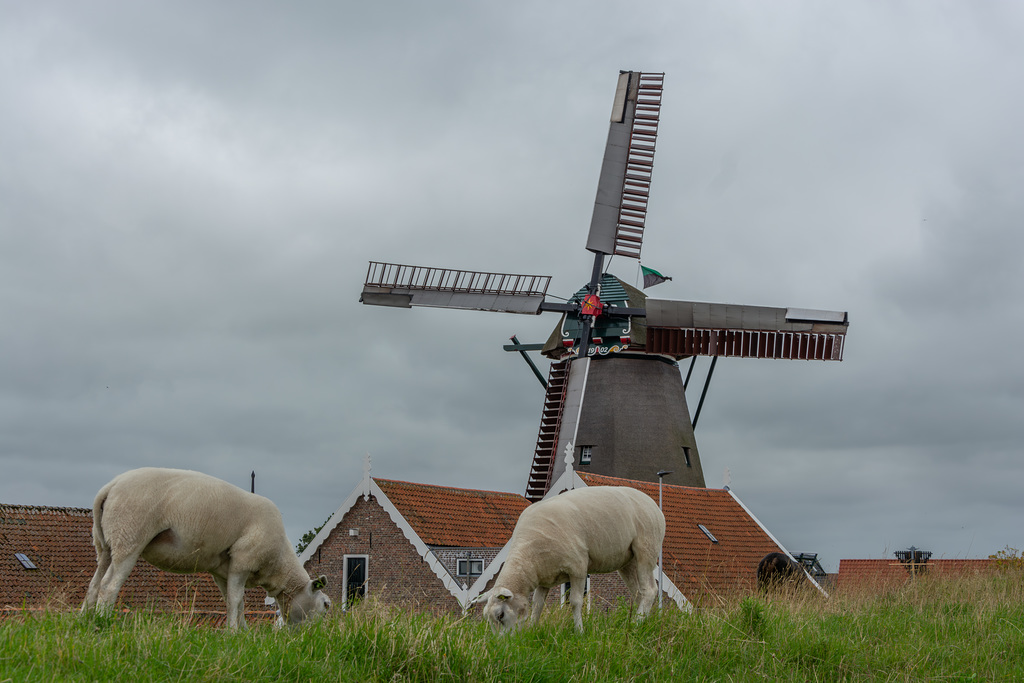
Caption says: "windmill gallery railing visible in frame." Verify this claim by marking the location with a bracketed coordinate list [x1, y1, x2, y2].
[364, 262, 552, 298]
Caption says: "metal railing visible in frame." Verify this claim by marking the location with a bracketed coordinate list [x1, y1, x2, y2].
[365, 261, 551, 298]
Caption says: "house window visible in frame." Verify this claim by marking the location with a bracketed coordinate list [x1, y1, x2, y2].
[343, 555, 368, 610]
[698, 524, 718, 543]
[682, 446, 692, 467]
[15, 553, 37, 570]
[580, 446, 593, 466]
[457, 559, 484, 577]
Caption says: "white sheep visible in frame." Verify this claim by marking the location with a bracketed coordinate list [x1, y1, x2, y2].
[82, 467, 331, 629]
[473, 485, 665, 633]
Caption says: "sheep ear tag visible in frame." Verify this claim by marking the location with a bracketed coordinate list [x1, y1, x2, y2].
[313, 575, 328, 590]
[497, 588, 513, 601]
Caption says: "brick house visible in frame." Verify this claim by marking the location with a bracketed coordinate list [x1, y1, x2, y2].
[0, 503, 267, 620]
[300, 460, 813, 614]
[837, 558, 997, 592]
[299, 474, 530, 613]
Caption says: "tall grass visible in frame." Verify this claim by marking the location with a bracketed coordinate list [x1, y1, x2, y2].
[3, 571, 1024, 681]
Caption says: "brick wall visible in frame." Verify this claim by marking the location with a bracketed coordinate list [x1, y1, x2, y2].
[303, 495, 463, 614]
[431, 547, 501, 582]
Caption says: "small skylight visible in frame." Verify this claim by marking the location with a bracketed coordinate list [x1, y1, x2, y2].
[697, 524, 719, 544]
[15, 553, 38, 570]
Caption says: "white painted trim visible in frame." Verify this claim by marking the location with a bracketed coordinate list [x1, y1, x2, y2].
[569, 357, 591, 454]
[368, 480, 472, 607]
[297, 480, 368, 564]
[651, 565, 692, 612]
[541, 469, 586, 500]
[341, 554, 369, 611]
[726, 488, 828, 597]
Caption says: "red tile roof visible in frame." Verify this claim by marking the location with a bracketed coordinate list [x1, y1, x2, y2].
[838, 558, 996, 590]
[0, 503, 266, 615]
[578, 473, 786, 599]
[375, 479, 530, 548]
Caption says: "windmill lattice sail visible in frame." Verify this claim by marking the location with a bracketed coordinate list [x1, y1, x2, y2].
[361, 261, 551, 314]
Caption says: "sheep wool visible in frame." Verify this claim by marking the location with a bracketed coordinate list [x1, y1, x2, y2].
[82, 467, 330, 629]
[475, 485, 665, 633]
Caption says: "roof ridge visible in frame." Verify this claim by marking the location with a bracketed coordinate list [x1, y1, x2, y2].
[0, 504, 92, 516]
[578, 472, 722, 492]
[374, 478, 527, 499]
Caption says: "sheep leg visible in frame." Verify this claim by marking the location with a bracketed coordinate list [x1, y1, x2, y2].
[619, 557, 657, 619]
[530, 586, 549, 624]
[634, 561, 658, 618]
[224, 572, 249, 630]
[618, 559, 641, 603]
[94, 551, 143, 608]
[211, 574, 229, 603]
[567, 575, 586, 632]
[83, 545, 112, 609]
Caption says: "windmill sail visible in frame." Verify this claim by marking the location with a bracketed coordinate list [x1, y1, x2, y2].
[360, 261, 551, 314]
[586, 71, 664, 260]
[644, 299, 849, 360]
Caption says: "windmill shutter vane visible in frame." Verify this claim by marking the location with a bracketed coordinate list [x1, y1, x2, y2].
[586, 71, 663, 260]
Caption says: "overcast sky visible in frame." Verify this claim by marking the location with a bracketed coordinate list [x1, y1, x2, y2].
[2, 2, 1022, 573]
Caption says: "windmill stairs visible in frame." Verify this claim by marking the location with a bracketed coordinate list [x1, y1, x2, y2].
[525, 360, 569, 502]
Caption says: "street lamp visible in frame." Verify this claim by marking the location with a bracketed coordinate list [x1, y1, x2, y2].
[656, 470, 673, 608]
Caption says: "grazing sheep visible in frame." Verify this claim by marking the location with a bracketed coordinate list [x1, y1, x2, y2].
[82, 467, 331, 629]
[756, 552, 803, 591]
[472, 485, 665, 633]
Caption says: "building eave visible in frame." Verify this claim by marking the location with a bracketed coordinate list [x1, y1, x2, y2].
[725, 488, 828, 597]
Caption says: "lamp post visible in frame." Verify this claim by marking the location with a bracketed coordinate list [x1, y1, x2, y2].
[656, 469, 672, 608]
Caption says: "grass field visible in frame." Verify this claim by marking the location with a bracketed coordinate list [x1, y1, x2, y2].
[3, 571, 1024, 681]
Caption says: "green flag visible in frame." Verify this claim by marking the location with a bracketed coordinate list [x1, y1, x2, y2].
[641, 265, 672, 289]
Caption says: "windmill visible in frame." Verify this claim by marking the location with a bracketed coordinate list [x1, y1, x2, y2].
[360, 71, 849, 501]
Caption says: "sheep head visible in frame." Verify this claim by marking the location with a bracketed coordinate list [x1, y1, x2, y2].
[478, 587, 528, 634]
[278, 575, 331, 625]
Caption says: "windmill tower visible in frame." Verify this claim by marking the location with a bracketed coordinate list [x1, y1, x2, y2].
[360, 71, 849, 500]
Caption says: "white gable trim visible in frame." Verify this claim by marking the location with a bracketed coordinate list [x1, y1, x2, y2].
[298, 475, 472, 608]
[298, 481, 367, 565]
[469, 472, 692, 613]
[370, 481, 471, 607]
[726, 488, 828, 597]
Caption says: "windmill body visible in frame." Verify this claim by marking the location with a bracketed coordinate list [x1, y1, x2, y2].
[543, 353, 704, 490]
[361, 71, 849, 501]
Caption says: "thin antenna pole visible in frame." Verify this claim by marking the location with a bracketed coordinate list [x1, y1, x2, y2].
[251, 470, 255, 494]
[656, 469, 672, 609]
